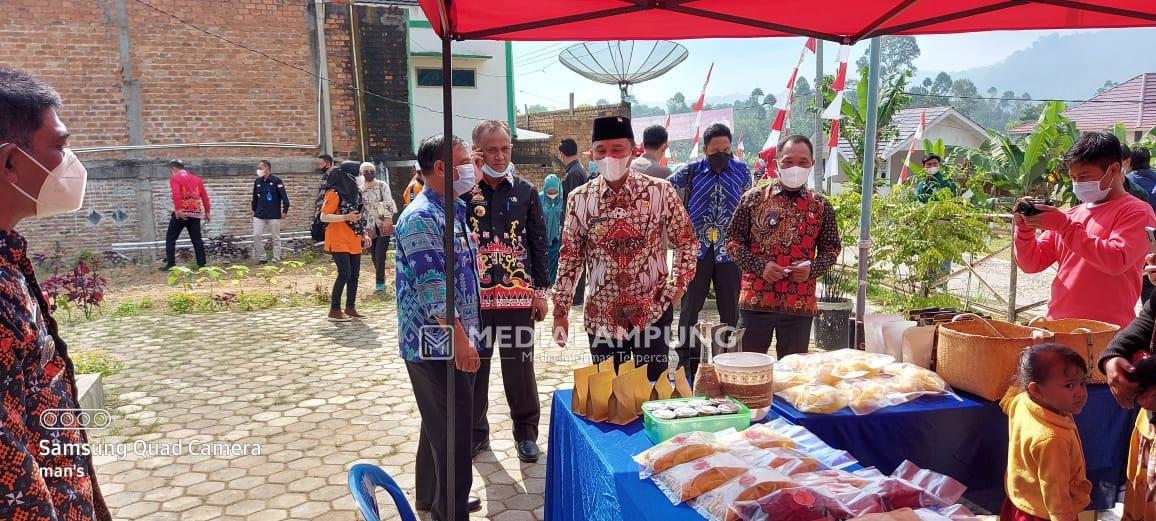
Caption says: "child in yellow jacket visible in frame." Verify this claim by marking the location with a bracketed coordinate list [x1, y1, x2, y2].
[1002, 343, 1092, 521]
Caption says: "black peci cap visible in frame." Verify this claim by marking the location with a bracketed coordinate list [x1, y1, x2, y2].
[591, 116, 634, 143]
[558, 138, 578, 156]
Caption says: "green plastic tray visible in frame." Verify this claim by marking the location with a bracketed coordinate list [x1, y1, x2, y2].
[642, 397, 752, 444]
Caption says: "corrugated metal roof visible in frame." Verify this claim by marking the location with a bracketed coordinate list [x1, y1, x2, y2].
[1011, 73, 1156, 133]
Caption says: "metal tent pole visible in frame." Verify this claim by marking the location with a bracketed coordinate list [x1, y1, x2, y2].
[437, 1, 457, 518]
[854, 38, 882, 345]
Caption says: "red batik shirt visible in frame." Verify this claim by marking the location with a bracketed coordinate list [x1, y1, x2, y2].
[725, 185, 841, 317]
[0, 230, 112, 521]
[552, 171, 699, 339]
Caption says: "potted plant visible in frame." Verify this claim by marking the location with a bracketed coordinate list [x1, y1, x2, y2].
[814, 270, 853, 351]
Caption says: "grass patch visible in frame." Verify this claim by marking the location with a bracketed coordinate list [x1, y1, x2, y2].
[72, 350, 124, 377]
[110, 298, 154, 318]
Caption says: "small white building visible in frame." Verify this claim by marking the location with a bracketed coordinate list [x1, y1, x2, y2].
[832, 106, 989, 192]
[406, 7, 517, 148]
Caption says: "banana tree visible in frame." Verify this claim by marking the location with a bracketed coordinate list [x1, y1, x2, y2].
[819, 67, 911, 190]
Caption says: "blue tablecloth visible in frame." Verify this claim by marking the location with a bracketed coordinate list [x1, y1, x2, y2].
[544, 389, 706, 521]
[772, 385, 1136, 513]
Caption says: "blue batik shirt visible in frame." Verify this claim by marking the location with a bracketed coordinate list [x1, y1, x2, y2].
[394, 188, 482, 362]
[668, 157, 753, 264]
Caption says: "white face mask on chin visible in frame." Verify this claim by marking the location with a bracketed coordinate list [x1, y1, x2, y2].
[596, 156, 631, 183]
[8, 148, 88, 217]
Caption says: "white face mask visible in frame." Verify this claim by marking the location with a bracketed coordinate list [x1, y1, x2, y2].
[596, 155, 631, 183]
[1073, 171, 1113, 204]
[355, 175, 366, 187]
[256, 169, 264, 177]
[8, 148, 88, 218]
[925, 167, 939, 175]
[778, 165, 812, 189]
[482, 163, 513, 179]
[453, 164, 477, 196]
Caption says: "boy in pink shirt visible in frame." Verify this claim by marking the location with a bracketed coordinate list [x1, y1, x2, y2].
[1015, 132, 1156, 329]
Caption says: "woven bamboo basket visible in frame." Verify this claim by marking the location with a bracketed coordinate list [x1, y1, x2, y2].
[935, 315, 1053, 401]
[1026, 318, 1119, 384]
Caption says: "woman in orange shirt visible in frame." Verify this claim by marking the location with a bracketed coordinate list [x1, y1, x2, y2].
[320, 161, 369, 322]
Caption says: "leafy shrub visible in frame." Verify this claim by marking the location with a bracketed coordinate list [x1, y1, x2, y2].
[167, 293, 201, 314]
[41, 258, 108, 320]
[111, 298, 154, 318]
[236, 292, 278, 311]
[72, 350, 124, 377]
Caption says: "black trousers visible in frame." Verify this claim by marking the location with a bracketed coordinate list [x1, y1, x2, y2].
[573, 270, 586, 305]
[739, 310, 813, 359]
[1144, 276, 1154, 306]
[473, 309, 540, 444]
[675, 248, 741, 382]
[371, 236, 391, 285]
[408, 361, 474, 521]
[588, 305, 674, 382]
[164, 213, 205, 267]
[330, 252, 361, 311]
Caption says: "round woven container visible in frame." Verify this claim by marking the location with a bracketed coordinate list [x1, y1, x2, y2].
[936, 317, 1053, 401]
[714, 352, 775, 410]
[1027, 318, 1119, 384]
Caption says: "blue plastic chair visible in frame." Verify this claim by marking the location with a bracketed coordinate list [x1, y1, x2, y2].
[347, 463, 418, 521]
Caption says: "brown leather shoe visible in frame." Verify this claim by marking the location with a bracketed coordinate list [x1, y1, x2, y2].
[344, 308, 365, 319]
[328, 309, 351, 322]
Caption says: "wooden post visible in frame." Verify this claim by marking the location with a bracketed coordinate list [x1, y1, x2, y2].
[1007, 217, 1018, 322]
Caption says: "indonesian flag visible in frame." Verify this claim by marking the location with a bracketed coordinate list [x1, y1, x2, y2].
[825, 120, 841, 179]
[663, 110, 671, 129]
[691, 63, 714, 112]
[821, 45, 852, 180]
[759, 38, 815, 164]
[736, 131, 744, 158]
[898, 110, 927, 184]
[689, 63, 714, 157]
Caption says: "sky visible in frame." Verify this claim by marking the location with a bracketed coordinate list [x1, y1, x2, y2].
[510, 31, 1085, 110]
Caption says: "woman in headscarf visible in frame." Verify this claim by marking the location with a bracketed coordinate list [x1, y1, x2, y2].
[359, 162, 398, 292]
[319, 160, 368, 321]
[539, 174, 564, 286]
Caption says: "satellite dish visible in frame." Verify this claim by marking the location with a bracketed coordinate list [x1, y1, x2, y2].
[558, 41, 688, 103]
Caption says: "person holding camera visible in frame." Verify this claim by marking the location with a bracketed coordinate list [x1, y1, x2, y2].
[1014, 131, 1156, 329]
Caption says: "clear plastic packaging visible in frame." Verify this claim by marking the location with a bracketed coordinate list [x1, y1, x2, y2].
[724, 423, 798, 449]
[773, 352, 956, 415]
[634, 431, 720, 478]
[691, 467, 797, 521]
[779, 384, 849, 414]
[652, 452, 751, 504]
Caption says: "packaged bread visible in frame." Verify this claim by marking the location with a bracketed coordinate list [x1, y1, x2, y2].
[776, 353, 814, 372]
[878, 363, 949, 394]
[778, 384, 849, 414]
[634, 431, 720, 478]
[847, 508, 922, 521]
[653, 452, 751, 503]
[729, 486, 865, 521]
[761, 447, 826, 475]
[691, 467, 796, 521]
[733, 424, 798, 449]
[773, 369, 810, 392]
[793, 469, 880, 496]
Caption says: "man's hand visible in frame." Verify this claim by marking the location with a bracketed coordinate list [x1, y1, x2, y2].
[204, 214, 211, 224]
[282, 212, 288, 219]
[471, 149, 485, 172]
[454, 341, 480, 373]
[362, 236, 372, 248]
[175, 210, 187, 220]
[1106, 356, 1140, 408]
[346, 212, 361, 222]
[1144, 253, 1156, 285]
[671, 287, 686, 307]
[530, 296, 548, 322]
[762, 262, 788, 283]
[553, 316, 569, 348]
[1035, 204, 1067, 231]
[789, 262, 812, 283]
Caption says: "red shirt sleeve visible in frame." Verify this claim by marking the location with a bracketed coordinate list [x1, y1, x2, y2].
[169, 176, 181, 212]
[198, 177, 211, 216]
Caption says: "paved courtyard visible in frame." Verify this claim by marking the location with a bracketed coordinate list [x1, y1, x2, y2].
[65, 302, 721, 520]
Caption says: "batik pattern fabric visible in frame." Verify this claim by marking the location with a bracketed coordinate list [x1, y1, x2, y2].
[462, 174, 548, 310]
[668, 158, 753, 263]
[725, 185, 841, 317]
[395, 190, 482, 362]
[552, 171, 699, 339]
[0, 230, 112, 521]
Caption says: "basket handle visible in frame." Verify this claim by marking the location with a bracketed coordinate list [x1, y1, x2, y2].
[952, 313, 1007, 338]
[1027, 317, 1046, 327]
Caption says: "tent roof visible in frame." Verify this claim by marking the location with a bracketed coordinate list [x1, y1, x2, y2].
[418, 1, 1156, 43]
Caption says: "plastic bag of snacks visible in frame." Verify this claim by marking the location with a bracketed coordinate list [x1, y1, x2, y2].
[760, 447, 828, 475]
[876, 363, 951, 395]
[634, 431, 720, 478]
[764, 419, 858, 470]
[729, 486, 877, 521]
[793, 469, 880, 495]
[837, 378, 892, 415]
[691, 467, 796, 521]
[886, 460, 967, 506]
[779, 383, 849, 414]
[721, 424, 798, 449]
[653, 452, 751, 504]
[845, 506, 979, 521]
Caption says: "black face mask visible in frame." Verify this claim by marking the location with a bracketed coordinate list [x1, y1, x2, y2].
[708, 152, 732, 172]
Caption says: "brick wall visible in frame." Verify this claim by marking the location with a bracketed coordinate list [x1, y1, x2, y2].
[1, 0, 418, 256]
[519, 103, 631, 164]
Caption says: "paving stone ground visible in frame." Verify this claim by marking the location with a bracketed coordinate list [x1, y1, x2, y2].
[64, 302, 721, 520]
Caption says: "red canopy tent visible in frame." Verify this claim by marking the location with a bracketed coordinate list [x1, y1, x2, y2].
[411, 3, 1156, 516]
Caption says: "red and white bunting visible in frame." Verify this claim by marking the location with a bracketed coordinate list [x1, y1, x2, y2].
[759, 38, 816, 166]
[663, 110, 671, 129]
[822, 44, 851, 180]
[736, 131, 744, 158]
[688, 63, 715, 160]
[898, 110, 928, 184]
[826, 119, 841, 180]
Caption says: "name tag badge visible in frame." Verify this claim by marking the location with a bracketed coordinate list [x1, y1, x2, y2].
[768, 211, 780, 227]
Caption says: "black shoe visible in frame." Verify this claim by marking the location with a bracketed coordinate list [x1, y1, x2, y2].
[516, 440, 540, 463]
[471, 440, 490, 459]
[159, 265, 174, 272]
[257, 259, 268, 265]
[416, 496, 481, 513]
